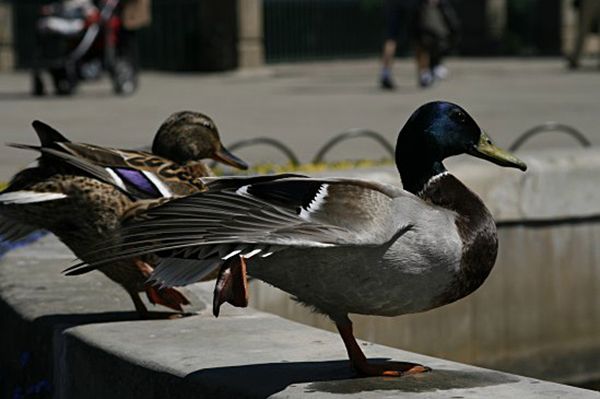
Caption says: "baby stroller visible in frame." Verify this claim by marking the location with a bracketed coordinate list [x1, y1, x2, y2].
[31, 0, 138, 96]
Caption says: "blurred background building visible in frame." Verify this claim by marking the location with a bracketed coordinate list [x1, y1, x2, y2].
[0, 0, 598, 72]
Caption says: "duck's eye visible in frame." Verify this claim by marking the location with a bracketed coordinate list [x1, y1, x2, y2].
[201, 120, 213, 129]
[486, 138, 492, 145]
[450, 110, 466, 123]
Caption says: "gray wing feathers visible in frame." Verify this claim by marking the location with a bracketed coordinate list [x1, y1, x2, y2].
[304, 182, 401, 245]
[73, 178, 416, 276]
[151, 257, 220, 288]
[78, 189, 344, 268]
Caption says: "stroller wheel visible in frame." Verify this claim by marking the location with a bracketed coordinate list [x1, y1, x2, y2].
[32, 73, 46, 96]
[112, 59, 138, 96]
[51, 68, 76, 96]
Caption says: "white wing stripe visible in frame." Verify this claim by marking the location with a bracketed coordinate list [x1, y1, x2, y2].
[242, 248, 262, 258]
[105, 168, 127, 191]
[222, 249, 242, 260]
[299, 183, 329, 220]
[142, 170, 173, 198]
[235, 185, 250, 196]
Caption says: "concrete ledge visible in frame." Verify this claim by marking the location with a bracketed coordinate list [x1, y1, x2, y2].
[1, 237, 596, 398]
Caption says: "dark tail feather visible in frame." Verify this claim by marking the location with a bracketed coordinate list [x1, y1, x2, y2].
[31, 120, 70, 147]
[145, 285, 190, 312]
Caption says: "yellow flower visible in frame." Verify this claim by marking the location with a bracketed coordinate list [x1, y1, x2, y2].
[213, 158, 393, 176]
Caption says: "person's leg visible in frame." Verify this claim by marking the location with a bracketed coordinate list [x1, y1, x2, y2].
[430, 40, 449, 80]
[415, 42, 433, 87]
[569, 0, 597, 68]
[31, 28, 47, 96]
[119, 27, 138, 69]
[380, 0, 404, 89]
[381, 39, 397, 89]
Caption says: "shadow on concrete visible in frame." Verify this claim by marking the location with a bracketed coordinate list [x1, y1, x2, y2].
[0, 305, 178, 399]
[34, 310, 190, 328]
[185, 360, 520, 398]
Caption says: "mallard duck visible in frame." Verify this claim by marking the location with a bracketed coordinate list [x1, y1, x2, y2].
[71, 101, 526, 375]
[0, 111, 247, 318]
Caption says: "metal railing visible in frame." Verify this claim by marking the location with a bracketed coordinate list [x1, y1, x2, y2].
[508, 122, 591, 152]
[221, 122, 591, 169]
[312, 128, 394, 164]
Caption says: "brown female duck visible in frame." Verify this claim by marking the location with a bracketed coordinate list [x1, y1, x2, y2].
[0, 111, 247, 318]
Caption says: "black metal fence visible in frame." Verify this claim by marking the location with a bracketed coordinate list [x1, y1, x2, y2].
[504, 0, 562, 56]
[264, 0, 562, 62]
[137, 0, 237, 71]
[264, 0, 396, 62]
[11, 0, 46, 69]
[10, 0, 562, 70]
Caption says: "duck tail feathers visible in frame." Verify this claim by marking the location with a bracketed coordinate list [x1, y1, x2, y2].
[31, 120, 71, 147]
[5, 143, 41, 152]
[0, 191, 67, 205]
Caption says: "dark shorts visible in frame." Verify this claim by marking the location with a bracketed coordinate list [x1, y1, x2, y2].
[384, 0, 416, 40]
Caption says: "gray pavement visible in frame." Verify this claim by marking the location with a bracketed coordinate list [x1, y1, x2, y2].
[1, 58, 599, 180]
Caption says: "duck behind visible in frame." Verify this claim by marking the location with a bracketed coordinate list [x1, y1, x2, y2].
[0, 111, 247, 318]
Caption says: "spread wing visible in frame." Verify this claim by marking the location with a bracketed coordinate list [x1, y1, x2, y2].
[67, 175, 414, 287]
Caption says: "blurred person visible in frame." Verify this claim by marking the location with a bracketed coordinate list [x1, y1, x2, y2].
[379, 0, 416, 90]
[413, 0, 460, 87]
[119, 0, 151, 68]
[568, 0, 600, 69]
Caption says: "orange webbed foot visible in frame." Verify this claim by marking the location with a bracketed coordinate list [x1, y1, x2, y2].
[335, 318, 432, 378]
[353, 360, 431, 377]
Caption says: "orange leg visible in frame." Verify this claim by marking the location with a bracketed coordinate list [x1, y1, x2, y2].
[213, 256, 249, 317]
[132, 258, 191, 318]
[336, 318, 431, 377]
[144, 284, 190, 312]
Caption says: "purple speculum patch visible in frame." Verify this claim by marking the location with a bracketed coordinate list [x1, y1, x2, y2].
[114, 168, 160, 197]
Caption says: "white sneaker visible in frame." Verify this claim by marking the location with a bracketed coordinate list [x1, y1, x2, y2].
[419, 71, 434, 88]
[433, 65, 449, 80]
